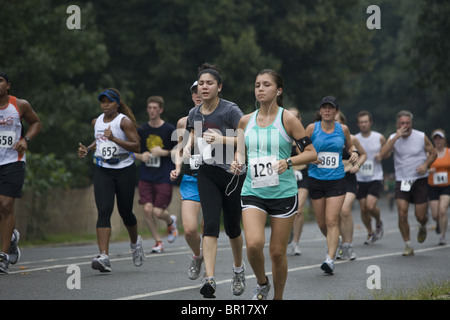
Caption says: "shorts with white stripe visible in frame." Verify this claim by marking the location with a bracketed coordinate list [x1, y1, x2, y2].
[241, 194, 298, 218]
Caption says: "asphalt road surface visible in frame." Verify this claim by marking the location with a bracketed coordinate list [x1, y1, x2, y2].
[1, 198, 449, 305]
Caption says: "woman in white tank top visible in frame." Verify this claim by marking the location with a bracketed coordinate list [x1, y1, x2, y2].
[77, 88, 144, 273]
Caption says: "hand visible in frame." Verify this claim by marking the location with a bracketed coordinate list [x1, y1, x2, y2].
[416, 163, 428, 176]
[141, 151, 151, 162]
[13, 139, 28, 156]
[78, 142, 89, 158]
[170, 168, 180, 181]
[230, 161, 244, 175]
[203, 129, 221, 144]
[104, 125, 114, 141]
[150, 146, 165, 157]
[348, 152, 359, 165]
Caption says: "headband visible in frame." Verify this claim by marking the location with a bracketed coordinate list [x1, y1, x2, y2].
[0, 71, 9, 83]
[98, 90, 121, 105]
[198, 69, 223, 85]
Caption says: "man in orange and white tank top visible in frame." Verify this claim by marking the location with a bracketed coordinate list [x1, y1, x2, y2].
[380, 110, 436, 256]
[428, 129, 450, 245]
[0, 71, 41, 273]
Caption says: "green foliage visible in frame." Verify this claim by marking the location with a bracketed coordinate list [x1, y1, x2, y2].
[23, 153, 72, 240]
[1, 0, 449, 188]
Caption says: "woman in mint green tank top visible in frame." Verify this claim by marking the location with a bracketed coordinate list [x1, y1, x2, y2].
[231, 70, 317, 300]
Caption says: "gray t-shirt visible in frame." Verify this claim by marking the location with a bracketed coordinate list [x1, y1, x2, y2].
[187, 99, 244, 172]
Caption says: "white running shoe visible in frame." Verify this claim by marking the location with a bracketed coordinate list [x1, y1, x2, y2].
[9, 229, 21, 265]
[253, 277, 271, 300]
[167, 215, 178, 243]
[91, 253, 112, 272]
[321, 257, 335, 275]
[131, 235, 145, 267]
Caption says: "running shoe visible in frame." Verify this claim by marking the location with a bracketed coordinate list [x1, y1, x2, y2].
[189, 254, 203, 280]
[347, 244, 356, 260]
[9, 229, 21, 265]
[131, 235, 145, 267]
[200, 276, 216, 298]
[375, 221, 384, 241]
[438, 237, 446, 246]
[151, 241, 164, 253]
[91, 253, 112, 272]
[336, 244, 345, 260]
[321, 257, 335, 275]
[291, 242, 302, 256]
[402, 245, 414, 256]
[231, 262, 246, 296]
[253, 277, 271, 300]
[417, 224, 427, 243]
[167, 215, 178, 243]
[0, 253, 9, 274]
[364, 233, 375, 245]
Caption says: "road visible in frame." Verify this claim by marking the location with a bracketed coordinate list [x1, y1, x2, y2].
[1, 198, 449, 305]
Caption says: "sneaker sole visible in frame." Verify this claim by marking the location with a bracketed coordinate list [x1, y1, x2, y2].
[200, 283, 216, 298]
[91, 260, 112, 272]
[321, 262, 334, 275]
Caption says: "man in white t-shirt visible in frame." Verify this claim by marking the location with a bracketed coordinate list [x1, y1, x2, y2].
[355, 111, 386, 245]
[380, 110, 436, 256]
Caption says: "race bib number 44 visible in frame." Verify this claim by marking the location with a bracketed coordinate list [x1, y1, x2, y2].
[0, 132, 16, 148]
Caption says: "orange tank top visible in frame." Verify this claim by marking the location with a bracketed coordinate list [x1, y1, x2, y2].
[428, 148, 450, 187]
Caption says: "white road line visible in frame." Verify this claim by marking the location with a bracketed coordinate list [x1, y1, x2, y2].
[115, 244, 449, 300]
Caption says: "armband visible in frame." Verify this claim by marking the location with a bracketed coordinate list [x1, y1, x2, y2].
[295, 136, 312, 153]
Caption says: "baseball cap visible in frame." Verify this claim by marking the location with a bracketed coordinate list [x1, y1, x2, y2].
[190, 81, 198, 93]
[319, 96, 338, 109]
[432, 130, 446, 139]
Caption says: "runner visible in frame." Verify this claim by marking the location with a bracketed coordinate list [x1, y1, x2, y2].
[78, 88, 144, 272]
[186, 63, 246, 298]
[335, 111, 367, 261]
[231, 69, 316, 299]
[170, 81, 204, 280]
[380, 110, 437, 256]
[0, 71, 41, 274]
[287, 107, 309, 256]
[305, 96, 359, 275]
[428, 129, 449, 245]
[135, 96, 178, 253]
[355, 110, 386, 244]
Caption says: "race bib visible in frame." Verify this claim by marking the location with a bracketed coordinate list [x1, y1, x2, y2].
[433, 172, 448, 185]
[250, 155, 279, 189]
[145, 154, 161, 168]
[400, 179, 416, 192]
[318, 152, 339, 169]
[359, 160, 374, 176]
[0, 131, 15, 148]
[189, 154, 201, 170]
[294, 170, 303, 182]
[99, 141, 119, 160]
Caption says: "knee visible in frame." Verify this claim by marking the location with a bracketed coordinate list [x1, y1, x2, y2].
[246, 237, 265, 255]
[269, 246, 286, 264]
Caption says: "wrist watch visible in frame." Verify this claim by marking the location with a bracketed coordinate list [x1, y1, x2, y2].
[286, 158, 293, 168]
[24, 137, 31, 143]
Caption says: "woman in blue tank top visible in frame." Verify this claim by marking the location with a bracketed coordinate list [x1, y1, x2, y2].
[305, 96, 359, 275]
[231, 70, 316, 299]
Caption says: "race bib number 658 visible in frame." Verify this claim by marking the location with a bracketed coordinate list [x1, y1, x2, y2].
[0, 132, 15, 148]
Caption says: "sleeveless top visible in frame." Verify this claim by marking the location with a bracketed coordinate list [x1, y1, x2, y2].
[241, 107, 297, 199]
[390, 129, 428, 181]
[308, 121, 345, 181]
[94, 113, 135, 169]
[0, 96, 25, 165]
[428, 147, 450, 187]
[355, 131, 384, 182]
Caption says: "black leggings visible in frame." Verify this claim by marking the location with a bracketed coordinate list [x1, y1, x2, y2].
[197, 164, 244, 238]
[94, 164, 137, 228]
